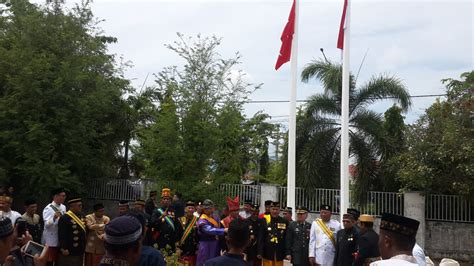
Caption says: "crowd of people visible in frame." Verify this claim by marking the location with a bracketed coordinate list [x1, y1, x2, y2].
[0, 187, 428, 266]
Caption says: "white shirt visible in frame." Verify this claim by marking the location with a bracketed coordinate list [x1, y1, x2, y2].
[2, 210, 22, 225]
[239, 210, 251, 219]
[308, 218, 341, 266]
[370, 254, 418, 265]
[42, 201, 66, 247]
[412, 243, 426, 266]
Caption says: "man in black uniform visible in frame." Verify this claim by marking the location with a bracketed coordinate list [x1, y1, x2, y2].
[285, 206, 311, 266]
[150, 188, 181, 253]
[354, 214, 380, 266]
[257, 201, 288, 266]
[334, 213, 359, 266]
[245, 203, 263, 266]
[178, 201, 199, 266]
[22, 198, 43, 243]
[347, 208, 361, 232]
[145, 190, 158, 216]
[58, 196, 86, 266]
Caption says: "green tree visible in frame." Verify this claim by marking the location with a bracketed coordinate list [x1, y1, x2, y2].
[135, 34, 261, 201]
[298, 59, 411, 202]
[395, 71, 474, 198]
[0, 0, 129, 197]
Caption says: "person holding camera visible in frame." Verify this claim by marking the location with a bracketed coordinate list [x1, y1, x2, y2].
[0, 216, 49, 266]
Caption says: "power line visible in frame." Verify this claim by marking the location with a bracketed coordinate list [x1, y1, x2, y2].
[244, 93, 447, 104]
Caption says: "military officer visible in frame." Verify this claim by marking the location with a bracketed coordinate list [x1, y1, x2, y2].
[245, 203, 264, 266]
[257, 201, 288, 266]
[150, 188, 181, 253]
[285, 206, 311, 266]
[334, 213, 359, 266]
[58, 196, 86, 266]
[178, 201, 199, 266]
[354, 214, 380, 266]
[309, 204, 341, 266]
[347, 208, 361, 232]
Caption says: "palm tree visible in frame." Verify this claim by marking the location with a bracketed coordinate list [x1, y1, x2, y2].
[297, 59, 411, 203]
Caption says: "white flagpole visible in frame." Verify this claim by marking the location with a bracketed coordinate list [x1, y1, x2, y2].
[340, 0, 351, 224]
[287, 0, 298, 220]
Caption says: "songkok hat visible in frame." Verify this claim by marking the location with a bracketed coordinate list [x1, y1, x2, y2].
[186, 201, 196, 207]
[243, 199, 252, 205]
[104, 216, 142, 245]
[118, 200, 129, 206]
[296, 206, 309, 214]
[320, 204, 331, 211]
[0, 216, 13, 238]
[270, 201, 280, 208]
[202, 199, 215, 209]
[93, 203, 105, 211]
[51, 188, 66, 196]
[282, 206, 292, 212]
[343, 213, 356, 220]
[380, 213, 419, 238]
[161, 188, 171, 198]
[347, 208, 360, 220]
[0, 195, 12, 204]
[67, 196, 82, 205]
[264, 200, 273, 206]
[134, 199, 145, 206]
[24, 198, 36, 206]
[149, 190, 157, 197]
[226, 196, 240, 212]
[359, 214, 375, 223]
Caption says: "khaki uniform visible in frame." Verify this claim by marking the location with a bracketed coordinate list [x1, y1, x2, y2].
[85, 213, 110, 266]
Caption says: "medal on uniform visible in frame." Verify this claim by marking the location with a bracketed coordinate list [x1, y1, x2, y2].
[267, 227, 271, 231]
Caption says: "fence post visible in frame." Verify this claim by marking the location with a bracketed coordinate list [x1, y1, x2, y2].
[403, 191, 426, 248]
[260, 183, 279, 214]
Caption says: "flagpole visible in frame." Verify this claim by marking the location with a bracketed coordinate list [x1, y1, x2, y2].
[340, 0, 351, 224]
[287, 0, 298, 220]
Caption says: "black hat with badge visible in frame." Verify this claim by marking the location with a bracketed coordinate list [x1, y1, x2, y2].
[320, 204, 331, 211]
[186, 200, 196, 207]
[264, 200, 273, 206]
[282, 206, 293, 213]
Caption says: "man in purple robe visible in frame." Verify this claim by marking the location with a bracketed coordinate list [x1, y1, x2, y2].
[196, 199, 228, 266]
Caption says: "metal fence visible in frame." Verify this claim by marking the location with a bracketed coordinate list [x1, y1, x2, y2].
[278, 187, 403, 216]
[219, 184, 261, 206]
[426, 194, 473, 223]
[87, 179, 153, 201]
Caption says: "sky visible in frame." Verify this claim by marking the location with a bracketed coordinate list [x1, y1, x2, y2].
[63, 0, 473, 125]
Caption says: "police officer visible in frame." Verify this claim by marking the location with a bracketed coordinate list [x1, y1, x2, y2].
[58, 196, 86, 266]
[354, 214, 380, 266]
[257, 201, 288, 266]
[150, 188, 181, 253]
[334, 213, 359, 266]
[285, 206, 311, 266]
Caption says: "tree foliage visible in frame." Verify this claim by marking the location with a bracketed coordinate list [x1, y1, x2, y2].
[297, 59, 411, 203]
[395, 71, 474, 198]
[0, 0, 129, 198]
[134, 34, 274, 201]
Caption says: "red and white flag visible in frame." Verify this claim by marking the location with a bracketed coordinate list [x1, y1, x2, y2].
[337, 0, 348, 49]
[275, 0, 296, 70]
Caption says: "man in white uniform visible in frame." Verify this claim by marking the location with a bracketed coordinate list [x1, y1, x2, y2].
[309, 204, 341, 266]
[42, 188, 67, 266]
[370, 213, 420, 266]
[0, 195, 21, 225]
